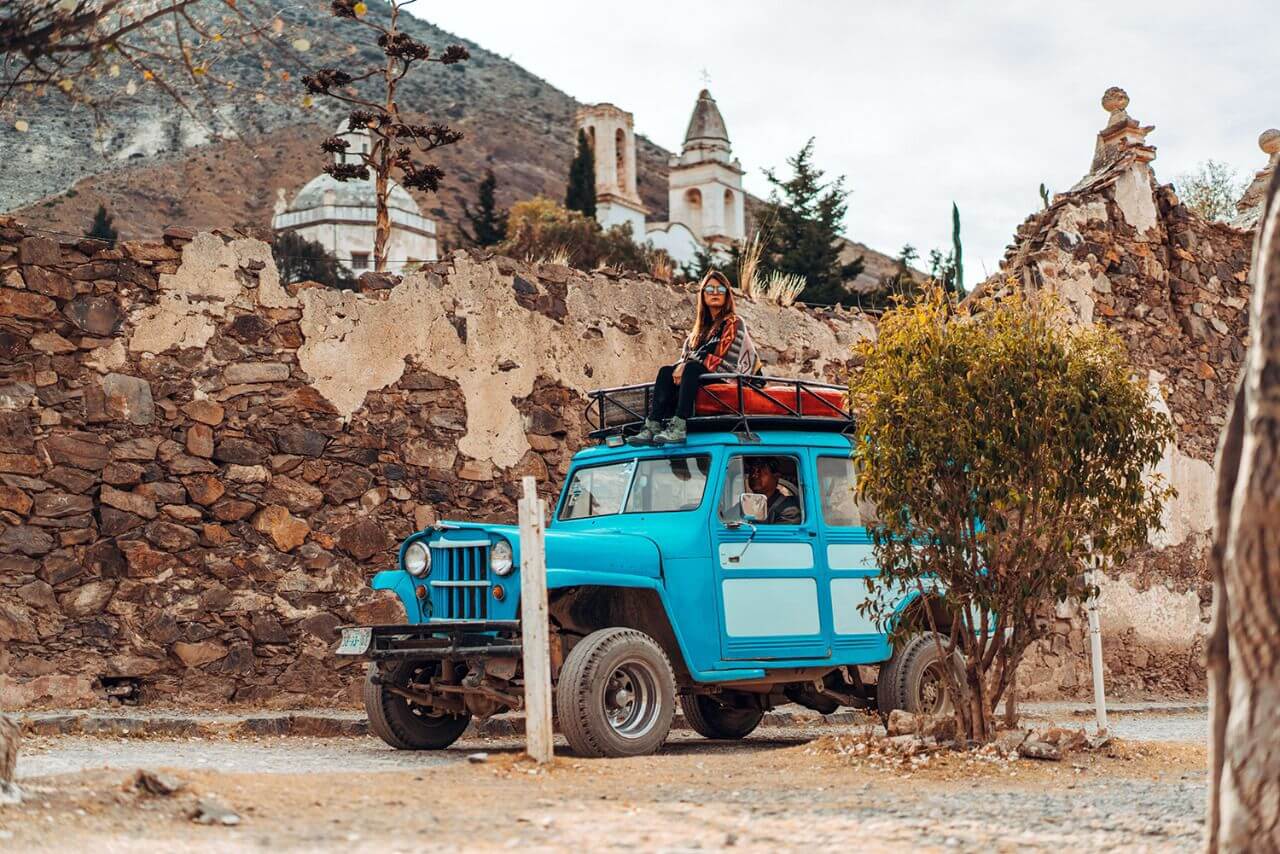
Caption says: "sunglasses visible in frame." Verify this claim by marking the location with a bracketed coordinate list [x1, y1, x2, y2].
[703, 284, 728, 294]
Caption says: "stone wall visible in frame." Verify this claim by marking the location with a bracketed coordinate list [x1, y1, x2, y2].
[0, 218, 873, 708]
[973, 90, 1257, 699]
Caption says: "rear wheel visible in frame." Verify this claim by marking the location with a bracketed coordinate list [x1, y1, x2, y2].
[877, 632, 958, 717]
[680, 693, 763, 740]
[555, 628, 676, 758]
[364, 661, 471, 750]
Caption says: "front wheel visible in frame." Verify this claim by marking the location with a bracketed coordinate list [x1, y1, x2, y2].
[364, 661, 471, 750]
[680, 693, 763, 740]
[555, 627, 676, 758]
[876, 632, 959, 717]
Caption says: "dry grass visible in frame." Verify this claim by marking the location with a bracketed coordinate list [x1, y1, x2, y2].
[734, 231, 806, 306]
[648, 252, 674, 283]
[528, 245, 573, 267]
[759, 270, 806, 306]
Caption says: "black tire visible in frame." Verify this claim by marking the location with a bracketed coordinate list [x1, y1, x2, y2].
[877, 632, 959, 717]
[364, 661, 471, 750]
[555, 628, 676, 758]
[680, 694, 763, 740]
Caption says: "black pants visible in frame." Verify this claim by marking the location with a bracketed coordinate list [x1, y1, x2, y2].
[650, 361, 708, 421]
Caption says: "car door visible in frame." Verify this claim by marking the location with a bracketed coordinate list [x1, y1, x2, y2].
[711, 452, 831, 661]
[814, 452, 892, 662]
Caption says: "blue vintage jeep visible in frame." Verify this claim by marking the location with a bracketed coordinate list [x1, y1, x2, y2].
[335, 375, 953, 757]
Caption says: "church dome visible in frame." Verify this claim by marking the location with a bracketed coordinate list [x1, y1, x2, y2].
[288, 173, 420, 215]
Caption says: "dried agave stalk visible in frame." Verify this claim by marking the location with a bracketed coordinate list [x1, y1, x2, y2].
[737, 231, 764, 301]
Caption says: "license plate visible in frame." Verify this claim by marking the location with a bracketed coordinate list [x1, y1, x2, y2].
[335, 627, 372, 656]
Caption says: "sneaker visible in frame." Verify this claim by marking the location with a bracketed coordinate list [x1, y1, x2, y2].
[628, 419, 662, 445]
[653, 416, 687, 444]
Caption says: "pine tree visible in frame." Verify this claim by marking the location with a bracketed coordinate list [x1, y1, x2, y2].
[86, 204, 118, 242]
[757, 139, 863, 306]
[461, 169, 509, 247]
[565, 129, 597, 218]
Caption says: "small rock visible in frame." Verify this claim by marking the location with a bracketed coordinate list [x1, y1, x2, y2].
[467, 752, 489, 764]
[134, 768, 186, 796]
[224, 362, 289, 384]
[190, 797, 240, 826]
[1018, 739, 1062, 761]
[182, 399, 225, 426]
[186, 424, 214, 458]
[252, 504, 310, 552]
[886, 709, 919, 736]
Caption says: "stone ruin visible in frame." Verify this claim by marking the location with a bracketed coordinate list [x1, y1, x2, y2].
[0, 225, 871, 708]
[0, 86, 1273, 710]
[971, 88, 1270, 697]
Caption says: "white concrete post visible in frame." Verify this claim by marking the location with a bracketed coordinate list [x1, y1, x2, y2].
[1086, 566, 1109, 736]
[518, 476, 554, 764]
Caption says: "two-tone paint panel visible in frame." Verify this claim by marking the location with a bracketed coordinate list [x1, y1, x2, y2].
[710, 448, 830, 661]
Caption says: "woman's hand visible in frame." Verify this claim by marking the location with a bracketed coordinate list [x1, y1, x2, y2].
[673, 362, 685, 384]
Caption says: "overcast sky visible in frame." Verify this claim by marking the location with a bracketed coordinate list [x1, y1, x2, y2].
[421, 0, 1276, 284]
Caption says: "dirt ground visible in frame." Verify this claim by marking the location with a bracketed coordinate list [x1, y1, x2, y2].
[3, 713, 1208, 852]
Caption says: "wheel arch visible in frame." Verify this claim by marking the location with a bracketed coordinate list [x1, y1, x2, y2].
[548, 582, 692, 686]
[891, 590, 954, 637]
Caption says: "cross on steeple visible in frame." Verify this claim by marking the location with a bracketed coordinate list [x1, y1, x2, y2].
[699, 67, 712, 88]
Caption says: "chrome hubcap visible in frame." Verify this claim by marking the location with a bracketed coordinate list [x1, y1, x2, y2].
[603, 661, 659, 739]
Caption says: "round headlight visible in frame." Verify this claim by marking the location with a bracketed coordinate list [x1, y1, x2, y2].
[490, 540, 514, 576]
[405, 541, 430, 577]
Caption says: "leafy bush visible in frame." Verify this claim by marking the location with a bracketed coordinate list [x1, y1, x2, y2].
[851, 286, 1174, 741]
[499, 197, 670, 275]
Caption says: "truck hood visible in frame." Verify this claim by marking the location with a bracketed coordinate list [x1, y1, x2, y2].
[436, 522, 662, 578]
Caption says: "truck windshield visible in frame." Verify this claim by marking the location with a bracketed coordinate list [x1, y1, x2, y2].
[559, 455, 711, 520]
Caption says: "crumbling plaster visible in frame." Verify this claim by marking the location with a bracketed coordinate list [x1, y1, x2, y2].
[130, 233, 288, 355]
[130, 238, 875, 470]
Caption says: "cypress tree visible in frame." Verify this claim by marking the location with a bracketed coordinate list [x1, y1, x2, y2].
[461, 169, 509, 247]
[756, 139, 863, 306]
[86, 204, 118, 242]
[271, 231, 356, 290]
[565, 129, 597, 218]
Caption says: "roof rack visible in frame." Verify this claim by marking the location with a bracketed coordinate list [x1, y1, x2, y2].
[584, 373, 854, 440]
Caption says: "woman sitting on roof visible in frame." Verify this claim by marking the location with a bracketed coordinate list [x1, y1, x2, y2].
[632, 270, 760, 445]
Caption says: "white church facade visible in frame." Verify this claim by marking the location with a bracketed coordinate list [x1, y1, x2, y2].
[575, 89, 746, 268]
[272, 122, 438, 275]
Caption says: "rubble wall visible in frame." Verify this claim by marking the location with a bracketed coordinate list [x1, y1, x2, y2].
[980, 155, 1254, 699]
[0, 218, 873, 708]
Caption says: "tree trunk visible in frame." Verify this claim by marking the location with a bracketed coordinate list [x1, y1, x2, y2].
[374, 167, 390, 273]
[1207, 170, 1280, 851]
[0, 714, 18, 787]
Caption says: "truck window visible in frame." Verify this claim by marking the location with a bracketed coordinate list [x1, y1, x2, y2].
[560, 456, 710, 520]
[817, 456, 878, 527]
[624, 456, 711, 513]
[719, 455, 803, 525]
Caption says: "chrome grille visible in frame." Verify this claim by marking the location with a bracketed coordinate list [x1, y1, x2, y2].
[430, 541, 490, 620]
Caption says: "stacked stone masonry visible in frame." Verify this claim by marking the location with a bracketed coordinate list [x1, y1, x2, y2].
[972, 110, 1255, 698]
[0, 219, 873, 708]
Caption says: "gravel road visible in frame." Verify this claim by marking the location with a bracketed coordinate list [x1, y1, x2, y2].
[5, 710, 1210, 852]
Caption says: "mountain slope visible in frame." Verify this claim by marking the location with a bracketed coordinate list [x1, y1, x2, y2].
[2, 1, 902, 285]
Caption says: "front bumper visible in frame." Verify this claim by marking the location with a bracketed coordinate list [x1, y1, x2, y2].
[334, 621, 522, 661]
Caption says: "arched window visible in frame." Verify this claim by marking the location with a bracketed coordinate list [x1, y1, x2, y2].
[684, 188, 703, 235]
[723, 189, 737, 238]
[615, 128, 627, 192]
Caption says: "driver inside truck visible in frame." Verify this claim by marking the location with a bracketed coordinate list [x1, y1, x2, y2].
[737, 457, 802, 525]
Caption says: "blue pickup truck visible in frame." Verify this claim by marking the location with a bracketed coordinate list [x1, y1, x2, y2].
[335, 376, 953, 757]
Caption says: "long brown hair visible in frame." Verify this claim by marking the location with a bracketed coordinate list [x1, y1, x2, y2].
[689, 270, 735, 347]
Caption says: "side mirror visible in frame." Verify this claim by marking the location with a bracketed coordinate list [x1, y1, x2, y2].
[739, 492, 767, 523]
